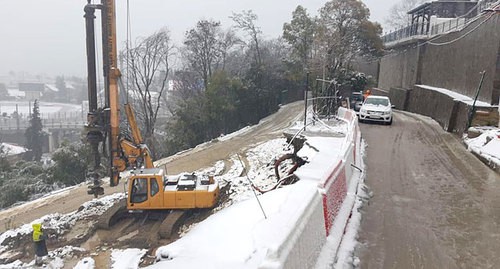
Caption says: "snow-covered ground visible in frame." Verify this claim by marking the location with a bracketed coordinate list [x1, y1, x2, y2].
[2, 108, 496, 268]
[0, 143, 26, 156]
[464, 127, 500, 168]
[146, 117, 355, 269]
[0, 193, 124, 268]
[0, 101, 83, 118]
[0, 111, 360, 268]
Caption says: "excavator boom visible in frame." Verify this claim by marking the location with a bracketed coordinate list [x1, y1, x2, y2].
[102, 0, 121, 187]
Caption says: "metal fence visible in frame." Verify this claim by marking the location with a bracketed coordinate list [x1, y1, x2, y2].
[0, 114, 86, 131]
[430, 17, 471, 35]
[382, 22, 430, 43]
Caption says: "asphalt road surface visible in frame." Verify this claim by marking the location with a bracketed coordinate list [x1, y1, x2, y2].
[357, 111, 500, 269]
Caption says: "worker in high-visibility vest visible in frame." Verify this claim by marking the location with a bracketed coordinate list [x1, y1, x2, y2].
[363, 89, 372, 100]
[32, 223, 48, 266]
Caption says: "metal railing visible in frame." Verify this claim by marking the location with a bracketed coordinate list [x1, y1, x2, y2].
[382, 0, 498, 44]
[0, 117, 85, 131]
[430, 17, 472, 35]
[382, 22, 430, 43]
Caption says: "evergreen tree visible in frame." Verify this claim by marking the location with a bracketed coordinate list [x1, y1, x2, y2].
[0, 83, 8, 99]
[49, 142, 90, 186]
[25, 99, 44, 162]
[55, 76, 67, 102]
[283, 5, 315, 69]
[0, 141, 11, 172]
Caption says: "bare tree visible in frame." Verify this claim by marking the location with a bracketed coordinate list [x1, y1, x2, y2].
[230, 10, 262, 66]
[122, 28, 173, 158]
[385, 0, 425, 29]
[219, 29, 242, 71]
[184, 20, 224, 90]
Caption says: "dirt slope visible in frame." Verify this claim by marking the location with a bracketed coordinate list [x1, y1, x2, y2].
[0, 102, 304, 267]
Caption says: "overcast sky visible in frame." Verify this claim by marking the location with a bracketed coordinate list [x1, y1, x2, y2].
[0, 0, 399, 79]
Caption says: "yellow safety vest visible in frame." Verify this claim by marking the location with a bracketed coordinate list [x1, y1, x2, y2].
[32, 223, 43, 242]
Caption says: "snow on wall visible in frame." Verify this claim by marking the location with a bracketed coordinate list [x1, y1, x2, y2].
[259, 107, 362, 269]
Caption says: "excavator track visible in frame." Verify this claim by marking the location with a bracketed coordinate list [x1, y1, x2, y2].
[96, 200, 190, 240]
[96, 197, 128, 230]
[159, 210, 189, 239]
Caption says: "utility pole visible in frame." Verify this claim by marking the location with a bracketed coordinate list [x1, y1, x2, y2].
[467, 71, 486, 129]
[16, 104, 19, 131]
[304, 72, 309, 131]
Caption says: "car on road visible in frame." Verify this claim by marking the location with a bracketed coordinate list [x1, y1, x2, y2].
[359, 95, 393, 125]
[350, 91, 364, 112]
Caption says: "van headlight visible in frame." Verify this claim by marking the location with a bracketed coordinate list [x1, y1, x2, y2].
[384, 111, 391, 115]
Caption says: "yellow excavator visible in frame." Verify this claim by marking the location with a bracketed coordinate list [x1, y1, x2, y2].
[82, 0, 219, 237]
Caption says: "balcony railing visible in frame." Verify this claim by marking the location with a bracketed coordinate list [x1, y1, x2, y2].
[382, 0, 499, 44]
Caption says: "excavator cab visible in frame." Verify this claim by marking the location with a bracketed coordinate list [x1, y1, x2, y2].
[127, 168, 219, 211]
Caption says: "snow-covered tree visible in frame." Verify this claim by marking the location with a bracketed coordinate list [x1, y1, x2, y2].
[25, 100, 44, 162]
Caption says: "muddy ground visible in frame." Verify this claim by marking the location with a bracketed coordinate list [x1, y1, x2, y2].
[357, 111, 500, 268]
[0, 102, 304, 268]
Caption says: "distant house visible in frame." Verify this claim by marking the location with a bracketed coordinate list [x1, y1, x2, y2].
[44, 84, 60, 93]
[43, 84, 60, 101]
[1, 142, 27, 163]
[65, 83, 77, 103]
[18, 83, 44, 101]
[6, 88, 25, 99]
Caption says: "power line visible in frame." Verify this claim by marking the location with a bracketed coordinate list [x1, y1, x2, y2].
[426, 12, 495, 46]
[382, 2, 499, 58]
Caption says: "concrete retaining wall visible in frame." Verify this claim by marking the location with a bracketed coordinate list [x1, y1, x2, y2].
[378, 44, 421, 91]
[351, 59, 379, 81]
[406, 85, 460, 131]
[377, 11, 500, 131]
[379, 14, 500, 105]
[389, 88, 411, 110]
[419, 15, 500, 104]
[387, 86, 497, 134]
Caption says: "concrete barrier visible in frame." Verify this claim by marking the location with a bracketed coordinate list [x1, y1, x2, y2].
[259, 107, 362, 268]
[258, 187, 327, 269]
